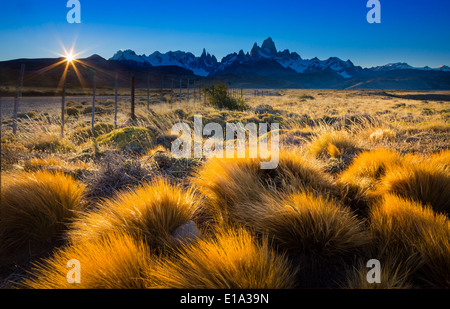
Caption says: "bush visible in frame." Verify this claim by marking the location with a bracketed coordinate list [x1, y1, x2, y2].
[21, 231, 153, 289]
[208, 82, 248, 111]
[0, 171, 86, 264]
[96, 127, 156, 153]
[145, 227, 297, 289]
[69, 178, 199, 252]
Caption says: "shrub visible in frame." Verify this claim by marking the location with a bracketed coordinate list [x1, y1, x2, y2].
[208, 82, 249, 111]
[368, 194, 449, 288]
[145, 227, 297, 289]
[69, 178, 199, 252]
[96, 127, 155, 153]
[0, 171, 86, 264]
[21, 232, 152, 289]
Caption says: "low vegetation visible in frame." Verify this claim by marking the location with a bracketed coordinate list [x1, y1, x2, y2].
[0, 89, 448, 289]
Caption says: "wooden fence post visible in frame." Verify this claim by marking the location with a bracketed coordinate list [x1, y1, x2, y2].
[131, 74, 136, 121]
[91, 72, 96, 134]
[171, 79, 174, 110]
[179, 79, 182, 105]
[12, 63, 25, 135]
[147, 75, 150, 111]
[114, 72, 118, 129]
[61, 81, 66, 138]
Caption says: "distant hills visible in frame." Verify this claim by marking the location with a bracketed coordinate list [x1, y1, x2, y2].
[1, 37, 450, 90]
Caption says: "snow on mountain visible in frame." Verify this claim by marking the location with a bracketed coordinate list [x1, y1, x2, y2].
[110, 38, 448, 78]
[369, 62, 450, 72]
[110, 48, 218, 76]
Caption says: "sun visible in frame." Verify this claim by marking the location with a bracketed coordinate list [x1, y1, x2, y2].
[66, 53, 75, 63]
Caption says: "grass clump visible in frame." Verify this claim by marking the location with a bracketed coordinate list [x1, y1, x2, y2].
[308, 130, 361, 160]
[256, 192, 368, 257]
[70, 122, 114, 144]
[65, 107, 80, 117]
[146, 227, 297, 289]
[69, 178, 199, 252]
[368, 194, 450, 288]
[0, 171, 86, 264]
[25, 133, 75, 153]
[21, 231, 152, 289]
[376, 160, 450, 215]
[96, 127, 155, 153]
[336, 149, 406, 215]
[193, 149, 336, 226]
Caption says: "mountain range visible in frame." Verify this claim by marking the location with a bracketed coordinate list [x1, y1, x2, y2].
[1, 37, 450, 90]
[111, 37, 450, 79]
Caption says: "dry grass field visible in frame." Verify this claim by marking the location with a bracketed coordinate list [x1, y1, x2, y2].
[0, 88, 449, 289]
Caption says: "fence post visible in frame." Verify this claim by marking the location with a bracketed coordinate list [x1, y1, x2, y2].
[131, 74, 136, 121]
[170, 79, 174, 110]
[114, 72, 118, 129]
[91, 72, 96, 134]
[147, 75, 150, 111]
[160, 75, 164, 103]
[187, 78, 190, 104]
[193, 80, 196, 106]
[61, 81, 66, 138]
[12, 63, 25, 135]
[179, 79, 182, 105]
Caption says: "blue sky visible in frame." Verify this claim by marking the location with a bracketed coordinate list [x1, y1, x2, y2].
[0, 0, 449, 68]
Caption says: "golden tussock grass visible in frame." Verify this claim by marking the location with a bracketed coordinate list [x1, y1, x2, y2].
[68, 178, 199, 251]
[336, 149, 407, 215]
[23, 157, 87, 178]
[346, 257, 413, 289]
[376, 159, 450, 215]
[145, 227, 297, 289]
[256, 192, 368, 257]
[368, 194, 450, 288]
[308, 130, 361, 159]
[193, 149, 337, 226]
[21, 231, 152, 289]
[0, 171, 86, 262]
[429, 148, 450, 172]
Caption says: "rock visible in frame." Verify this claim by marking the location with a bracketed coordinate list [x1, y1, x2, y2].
[172, 220, 201, 245]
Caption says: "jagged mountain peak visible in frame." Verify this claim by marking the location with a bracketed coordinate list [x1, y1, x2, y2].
[109, 38, 448, 79]
[261, 37, 277, 56]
